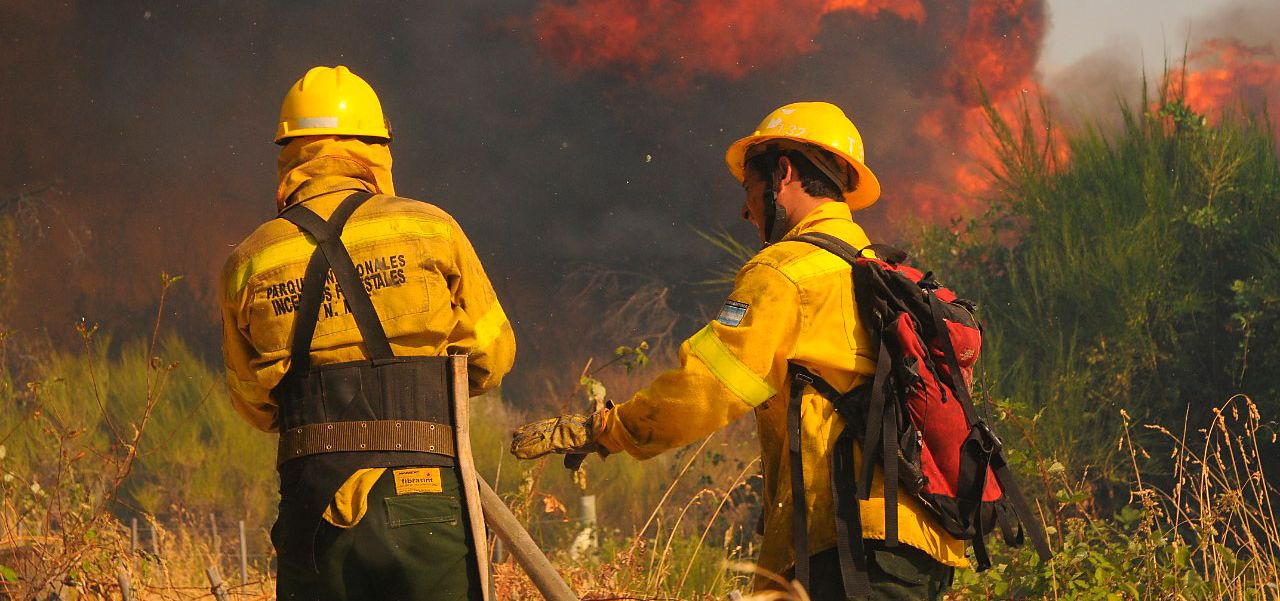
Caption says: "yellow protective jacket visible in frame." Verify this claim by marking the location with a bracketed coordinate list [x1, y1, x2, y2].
[596, 202, 966, 587]
[220, 136, 515, 525]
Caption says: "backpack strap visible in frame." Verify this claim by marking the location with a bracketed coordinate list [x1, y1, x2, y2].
[788, 233, 904, 547]
[789, 364, 872, 600]
[786, 366, 812, 589]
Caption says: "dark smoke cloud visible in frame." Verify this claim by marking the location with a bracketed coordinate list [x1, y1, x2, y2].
[1, 1, 1046, 390]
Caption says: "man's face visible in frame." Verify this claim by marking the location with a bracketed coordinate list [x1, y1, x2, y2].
[741, 168, 768, 246]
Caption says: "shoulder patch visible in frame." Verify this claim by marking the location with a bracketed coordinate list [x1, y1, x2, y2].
[716, 300, 750, 327]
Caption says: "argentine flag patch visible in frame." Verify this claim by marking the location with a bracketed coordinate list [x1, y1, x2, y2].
[716, 300, 750, 327]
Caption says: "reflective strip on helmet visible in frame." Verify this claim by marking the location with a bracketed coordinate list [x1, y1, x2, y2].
[688, 325, 776, 407]
[778, 249, 849, 282]
[296, 116, 340, 129]
[226, 215, 452, 297]
[473, 302, 509, 350]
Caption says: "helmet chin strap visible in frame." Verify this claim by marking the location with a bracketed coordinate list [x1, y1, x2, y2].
[759, 161, 789, 247]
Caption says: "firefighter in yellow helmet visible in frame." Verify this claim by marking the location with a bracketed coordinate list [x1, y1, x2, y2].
[220, 65, 515, 600]
[512, 102, 961, 600]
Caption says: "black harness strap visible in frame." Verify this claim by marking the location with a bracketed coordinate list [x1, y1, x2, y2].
[825, 380, 873, 599]
[881, 384, 900, 547]
[791, 364, 874, 600]
[858, 341, 892, 502]
[270, 190, 410, 574]
[280, 191, 394, 371]
[787, 368, 812, 589]
[278, 192, 371, 377]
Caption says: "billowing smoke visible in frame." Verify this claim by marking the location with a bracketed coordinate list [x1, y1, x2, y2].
[0, 1, 1048, 364]
[1047, 0, 1280, 138]
[525, 0, 1046, 216]
[8, 0, 1275, 395]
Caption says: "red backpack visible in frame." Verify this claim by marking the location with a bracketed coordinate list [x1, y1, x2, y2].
[785, 232, 1051, 598]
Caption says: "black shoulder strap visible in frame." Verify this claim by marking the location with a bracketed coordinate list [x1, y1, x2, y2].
[788, 232, 863, 264]
[279, 191, 394, 375]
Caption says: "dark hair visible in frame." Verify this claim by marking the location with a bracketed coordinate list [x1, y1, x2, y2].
[744, 146, 855, 201]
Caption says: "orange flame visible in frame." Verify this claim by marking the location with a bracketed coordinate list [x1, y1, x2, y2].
[1178, 40, 1280, 138]
[530, 0, 924, 83]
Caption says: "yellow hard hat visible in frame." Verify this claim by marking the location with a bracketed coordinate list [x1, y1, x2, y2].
[275, 65, 391, 144]
[725, 102, 880, 211]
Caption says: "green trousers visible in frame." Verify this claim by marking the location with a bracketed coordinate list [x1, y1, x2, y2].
[790, 540, 955, 601]
[276, 467, 483, 601]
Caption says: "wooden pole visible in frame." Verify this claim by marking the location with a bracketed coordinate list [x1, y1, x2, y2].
[449, 356, 492, 601]
[492, 538, 508, 564]
[238, 519, 248, 585]
[477, 476, 578, 601]
[130, 518, 138, 551]
[208, 514, 219, 553]
[206, 564, 230, 601]
[116, 564, 134, 601]
[148, 519, 160, 558]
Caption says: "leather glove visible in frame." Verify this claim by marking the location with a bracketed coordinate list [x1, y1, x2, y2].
[510, 412, 608, 460]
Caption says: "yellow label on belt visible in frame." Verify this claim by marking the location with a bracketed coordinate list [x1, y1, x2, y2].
[393, 467, 443, 494]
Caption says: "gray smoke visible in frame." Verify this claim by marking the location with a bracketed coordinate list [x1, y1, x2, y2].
[0, 1, 1048, 392]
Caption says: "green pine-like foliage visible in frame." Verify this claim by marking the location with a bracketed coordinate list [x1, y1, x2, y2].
[915, 86, 1280, 483]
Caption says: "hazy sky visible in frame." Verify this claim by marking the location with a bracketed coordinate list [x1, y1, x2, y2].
[1042, 0, 1237, 73]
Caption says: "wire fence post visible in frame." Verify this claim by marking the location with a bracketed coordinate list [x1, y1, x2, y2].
[148, 518, 160, 558]
[569, 494, 598, 560]
[492, 538, 508, 564]
[116, 564, 134, 601]
[206, 564, 230, 601]
[208, 514, 220, 552]
[239, 519, 248, 585]
[130, 517, 138, 552]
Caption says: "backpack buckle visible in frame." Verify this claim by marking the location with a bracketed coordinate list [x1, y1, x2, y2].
[974, 420, 1003, 453]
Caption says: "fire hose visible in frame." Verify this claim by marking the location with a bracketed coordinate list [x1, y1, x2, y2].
[477, 475, 579, 601]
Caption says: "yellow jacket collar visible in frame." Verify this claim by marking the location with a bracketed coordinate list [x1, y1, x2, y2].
[787, 201, 853, 237]
[276, 136, 396, 211]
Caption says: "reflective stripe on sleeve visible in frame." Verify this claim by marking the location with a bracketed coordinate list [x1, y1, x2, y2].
[473, 302, 509, 350]
[226, 215, 452, 298]
[688, 325, 777, 407]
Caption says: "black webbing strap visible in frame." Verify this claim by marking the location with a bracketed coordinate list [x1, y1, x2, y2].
[819, 383, 870, 598]
[793, 364, 873, 600]
[927, 293, 1052, 563]
[787, 368, 812, 589]
[992, 454, 1052, 561]
[280, 192, 394, 372]
[857, 340, 893, 502]
[998, 503, 1024, 546]
[789, 232, 865, 263]
[881, 388, 900, 547]
[831, 418, 872, 599]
